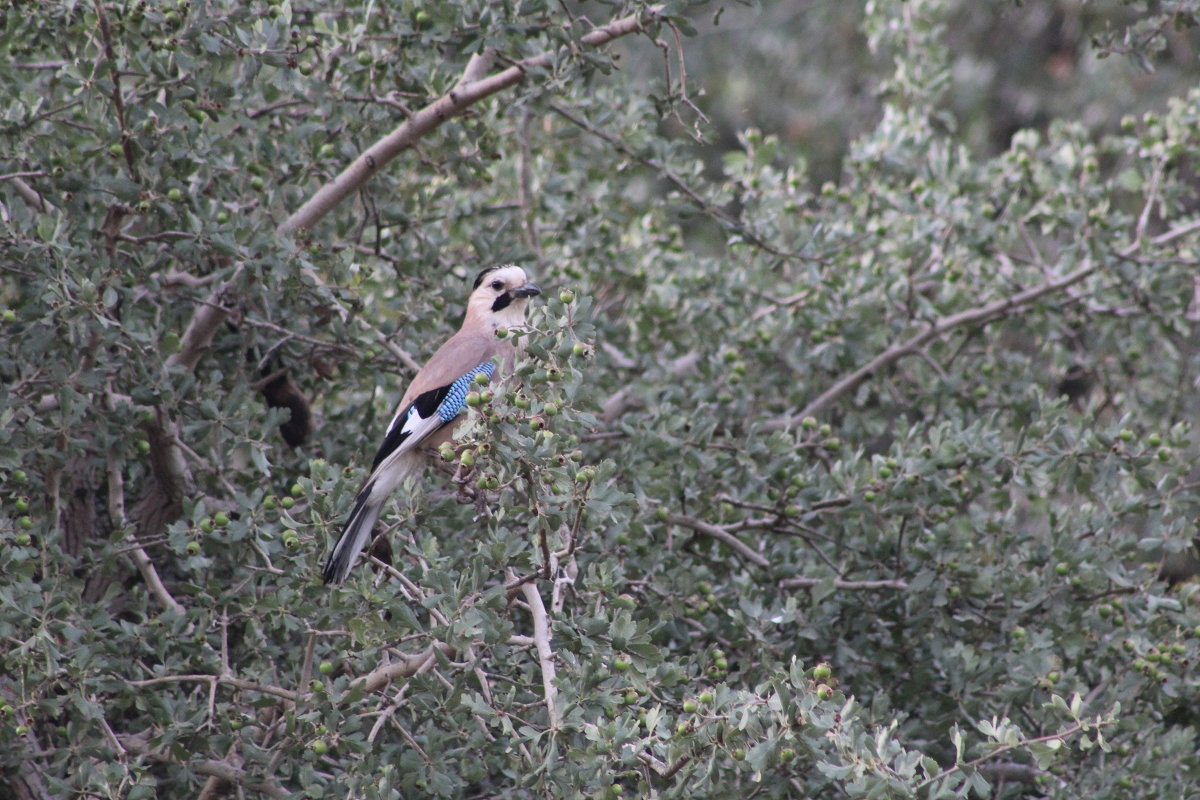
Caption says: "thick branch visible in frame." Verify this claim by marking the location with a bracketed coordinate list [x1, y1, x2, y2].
[278, 7, 660, 235]
[350, 643, 454, 694]
[520, 580, 560, 728]
[7, 177, 56, 214]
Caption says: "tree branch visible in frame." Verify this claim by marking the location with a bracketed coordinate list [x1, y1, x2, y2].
[106, 448, 184, 616]
[520, 579, 560, 728]
[117, 734, 289, 799]
[666, 513, 771, 569]
[278, 6, 661, 236]
[350, 643, 455, 694]
[778, 259, 1100, 427]
[126, 673, 297, 702]
[780, 576, 909, 591]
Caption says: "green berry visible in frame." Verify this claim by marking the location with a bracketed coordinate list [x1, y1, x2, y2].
[318, 660, 334, 676]
[290, 483, 304, 498]
[779, 747, 795, 761]
[698, 690, 714, 704]
[186, 541, 201, 555]
[612, 657, 630, 672]
[465, 391, 481, 407]
[199, 517, 214, 533]
[816, 684, 833, 700]
[1055, 563, 1069, 576]
[166, 188, 183, 202]
[572, 342, 587, 357]
[459, 450, 476, 467]
[280, 496, 295, 509]
[612, 594, 636, 610]
[812, 663, 832, 681]
[283, 534, 299, 549]
[109, 143, 124, 157]
[801, 416, 818, 430]
[213, 511, 230, 527]
[249, 176, 265, 191]
[559, 288, 575, 303]
[1147, 433, 1163, 447]
[14, 533, 30, 547]
[473, 371, 490, 385]
[263, 495, 277, 510]
[216, 211, 229, 224]
[1, 309, 15, 323]
[682, 699, 698, 713]
[543, 402, 559, 416]
[623, 690, 638, 705]
[311, 739, 329, 756]
[495, 327, 508, 339]
[1118, 429, 1134, 442]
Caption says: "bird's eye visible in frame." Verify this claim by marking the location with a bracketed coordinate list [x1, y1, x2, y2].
[491, 280, 504, 291]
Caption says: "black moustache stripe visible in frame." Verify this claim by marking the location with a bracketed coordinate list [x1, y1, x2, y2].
[491, 293, 513, 312]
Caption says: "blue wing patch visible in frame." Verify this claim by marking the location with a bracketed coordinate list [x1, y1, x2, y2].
[437, 361, 495, 423]
[369, 361, 495, 471]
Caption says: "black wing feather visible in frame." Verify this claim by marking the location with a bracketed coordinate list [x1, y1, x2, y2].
[369, 384, 453, 471]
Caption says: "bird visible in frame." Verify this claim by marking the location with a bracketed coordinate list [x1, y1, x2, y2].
[321, 264, 542, 585]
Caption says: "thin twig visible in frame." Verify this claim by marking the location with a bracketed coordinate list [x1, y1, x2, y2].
[126, 674, 297, 702]
[780, 576, 909, 591]
[782, 259, 1101, 426]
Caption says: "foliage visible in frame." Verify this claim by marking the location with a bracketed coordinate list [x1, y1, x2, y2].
[3, 0, 1200, 798]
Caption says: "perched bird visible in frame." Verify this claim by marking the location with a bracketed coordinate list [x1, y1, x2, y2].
[322, 265, 541, 584]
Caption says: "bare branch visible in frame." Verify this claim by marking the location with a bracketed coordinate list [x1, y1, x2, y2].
[167, 265, 244, 373]
[519, 579, 560, 728]
[117, 734, 289, 800]
[278, 6, 661, 236]
[107, 448, 184, 616]
[126, 673, 297, 702]
[781, 259, 1100, 427]
[666, 513, 771, 569]
[7, 177, 56, 214]
[351, 644, 455, 695]
[780, 576, 909, 591]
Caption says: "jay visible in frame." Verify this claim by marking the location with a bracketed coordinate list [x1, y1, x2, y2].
[321, 265, 541, 584]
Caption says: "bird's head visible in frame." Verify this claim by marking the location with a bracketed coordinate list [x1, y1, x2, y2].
[466, 264, 541, 329]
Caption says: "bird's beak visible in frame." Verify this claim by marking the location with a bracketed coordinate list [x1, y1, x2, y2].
[511, 282, 541, 298]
